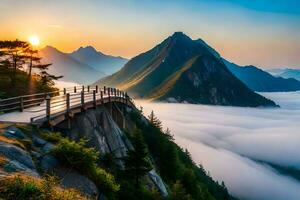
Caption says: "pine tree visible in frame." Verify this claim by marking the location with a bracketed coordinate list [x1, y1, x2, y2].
[148, 110, 162, 130]
[124, 129, 152, 189]
[170, 181, 192, 200]
[0, 40, 61, 87]
[0, 40, 29, 86]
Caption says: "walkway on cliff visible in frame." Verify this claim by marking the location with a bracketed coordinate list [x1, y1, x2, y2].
[0, 85, 133, 125]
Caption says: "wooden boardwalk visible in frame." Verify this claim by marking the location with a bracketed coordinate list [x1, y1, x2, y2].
[0, 86, 134, 126]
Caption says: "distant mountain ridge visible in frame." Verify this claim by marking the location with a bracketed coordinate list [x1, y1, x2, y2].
[96, 32, 276, 107]
[40, 46, 105, 85]
[267, 68, 300, 81]
[224, 61, 300, 92]
[70, 46, 128, 75]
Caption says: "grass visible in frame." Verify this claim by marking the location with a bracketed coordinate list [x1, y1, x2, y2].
[0, 135, 26, 150]
[0, 155, 8, 167]
[0, 173, 90, 200]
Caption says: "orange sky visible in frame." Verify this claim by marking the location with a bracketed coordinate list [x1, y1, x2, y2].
[0, 0, 299, 68]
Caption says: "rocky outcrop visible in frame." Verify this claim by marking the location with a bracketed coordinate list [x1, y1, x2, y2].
[54, 167, 99, 198]
[60, 106, 130, 159]
[0, 141, 38, 176]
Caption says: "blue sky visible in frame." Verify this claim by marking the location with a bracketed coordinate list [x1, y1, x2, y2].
[0, 0, 299, 68]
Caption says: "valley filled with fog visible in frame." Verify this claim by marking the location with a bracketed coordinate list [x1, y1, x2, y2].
[137, 92, 300, 200]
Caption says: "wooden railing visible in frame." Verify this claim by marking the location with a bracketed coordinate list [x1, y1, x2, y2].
[0, 85, 131, 124]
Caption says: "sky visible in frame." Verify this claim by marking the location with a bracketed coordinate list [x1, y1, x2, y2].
[0, 0, 299, 68]
[137, 91, 300, 200]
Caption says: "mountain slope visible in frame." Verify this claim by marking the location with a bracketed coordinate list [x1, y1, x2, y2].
[70, 46, 128, 75]
[40, 46, 105, 85]
[96, 32, 276, 107]
[224, 61, 300, 92]
[267, 68, 300, 81]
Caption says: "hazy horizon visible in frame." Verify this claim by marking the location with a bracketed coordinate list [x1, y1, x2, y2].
[1, 0, 299, 68]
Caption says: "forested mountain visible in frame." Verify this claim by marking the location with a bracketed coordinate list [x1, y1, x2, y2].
[96, 32, 276, 107]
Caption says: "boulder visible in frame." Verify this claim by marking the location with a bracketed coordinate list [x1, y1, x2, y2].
[33, 137, 47, 147]
[0, 142, 35, 169]
[42, 142, 55, 154]
[4, 126, 26, 140]
[40, 155, 59, 172]
[54, 167, 99, 198]
[4, 160, 39, 177]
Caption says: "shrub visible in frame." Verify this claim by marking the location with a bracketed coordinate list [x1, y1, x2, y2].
[41, 132, 63, 143]
[51, 138, 120, 198]
[0, 173, 89, 200]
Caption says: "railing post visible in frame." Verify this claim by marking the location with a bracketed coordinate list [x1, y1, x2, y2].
[81, 91, 85, 107]
[63, 88, 66, 95]
[19, 96, 23, 112]
[88, 85, 90, 93]
[93, 90, 96, 108]
[95, 85, 98, 93]
[108, 87, 111, 102]
[100, 91, 103, 103]
[46, 95, 51, 121]
[104, 86, 106, 94]
[74, 86, 77, 93]
[66, 93, 70, 113]
[82, 85, 85, 93]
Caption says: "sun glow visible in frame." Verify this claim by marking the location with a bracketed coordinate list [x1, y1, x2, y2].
[28, 35, 40, 46]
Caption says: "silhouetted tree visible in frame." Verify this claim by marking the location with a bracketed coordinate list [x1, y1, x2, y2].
[0, 40, 29, 86]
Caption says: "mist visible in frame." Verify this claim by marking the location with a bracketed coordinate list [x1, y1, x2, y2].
[136, 92, 300, 200]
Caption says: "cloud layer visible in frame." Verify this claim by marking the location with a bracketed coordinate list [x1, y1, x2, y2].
[137, 91, 300, 200]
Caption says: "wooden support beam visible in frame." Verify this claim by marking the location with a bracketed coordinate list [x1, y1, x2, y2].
[74, 86, 77, 93]
[46, 95, 51, 121]
[19, 96, 23, 112]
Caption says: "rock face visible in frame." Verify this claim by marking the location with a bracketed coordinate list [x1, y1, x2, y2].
[61, 106, 129, 159]
[54, 167, 99, 198]
[96, 32, 277, 107]
[56, 105, 168, 195]
[0, 141, 38, 176]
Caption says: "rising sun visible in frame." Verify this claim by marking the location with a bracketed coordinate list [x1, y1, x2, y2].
[29, 35, 40, 46]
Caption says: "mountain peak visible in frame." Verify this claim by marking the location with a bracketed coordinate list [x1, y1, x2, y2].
[170, 31, 191, 40]
[77, 45, 98, 53]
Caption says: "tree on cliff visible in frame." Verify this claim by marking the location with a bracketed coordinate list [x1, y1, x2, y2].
[148, 110, 162, 130]
[0, 40, 61, 97]
[123, 129, 152, 189]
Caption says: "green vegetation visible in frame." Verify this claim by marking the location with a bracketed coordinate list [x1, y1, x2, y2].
[0, 40, 61, 98]
[123, 129, 152, 189]
[129, 110, 234, 200]
[51, 138, 120, 199]
[41, 132, 63, 143]
[0, 174, 89, 200]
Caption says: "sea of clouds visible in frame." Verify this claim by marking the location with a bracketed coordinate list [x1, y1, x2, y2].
[136, 91, 300, 200]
